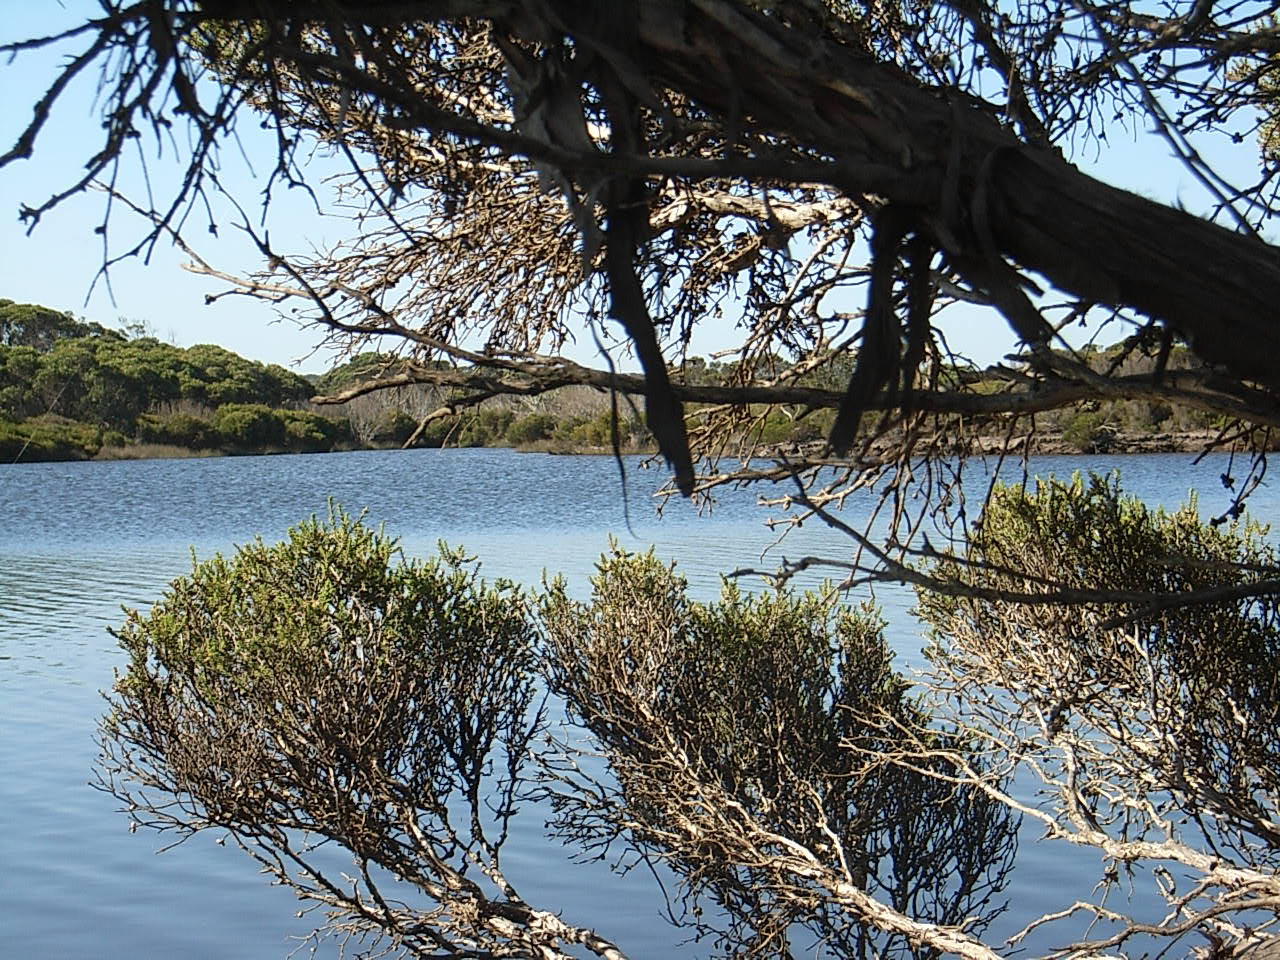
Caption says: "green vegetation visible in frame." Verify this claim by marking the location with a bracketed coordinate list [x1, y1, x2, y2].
[0, 298, 120, 350]
[917, 473, 1280, 908]
[101, 515, 1015, 958]
[0, 311, 662, 461]
[0, 416, 113, 462]
[0, 300, 350, 461]
[1033, 341, 1224, 449]
[95, 477, 1280, 958]
[540, 547, 1016, 954]
[0, 298, 1234, 465]
[311, 351, 401, 397]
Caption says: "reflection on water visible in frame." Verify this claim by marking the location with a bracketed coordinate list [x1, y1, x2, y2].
[1, 449, 1274, 958]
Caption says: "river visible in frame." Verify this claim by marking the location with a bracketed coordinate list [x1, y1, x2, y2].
[1, 448, 1273, 958]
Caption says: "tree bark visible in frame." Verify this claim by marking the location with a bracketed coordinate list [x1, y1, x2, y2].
[625, 0, 1280, 393]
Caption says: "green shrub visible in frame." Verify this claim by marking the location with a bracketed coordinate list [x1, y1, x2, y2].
[0, 416, 100, 461]
[282, 417, 327, 452]
[457, 407, 513, 447]
[101, 508, 539, 925]
[370, 407, 418, 446]
[551, 410, 623, 448]
[108, 508, 535, 720]
[551, 414, 589, 445]
[540, 547, 1018, 953]
[505, 412, 559, 445]
[415, 415, 458, 447]
[278, 409, 353, 452]
[214, 403, 283, 449]
[919, 473, 1280, 876]
[1061, 409, 1115, 453]
[136, 412, 217, 449]
[756, 410, 795, 445]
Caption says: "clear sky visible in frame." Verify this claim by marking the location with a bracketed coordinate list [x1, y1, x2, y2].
[1, 2, 1268, 375]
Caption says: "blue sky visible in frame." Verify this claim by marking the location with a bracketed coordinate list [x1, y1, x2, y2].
[1, 2, 1269, 375]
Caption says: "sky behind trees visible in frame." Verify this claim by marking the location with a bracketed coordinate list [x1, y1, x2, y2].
[0, 0, 1270, 376]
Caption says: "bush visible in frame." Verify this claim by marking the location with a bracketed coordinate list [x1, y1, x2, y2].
[1061, 409, 1115, 452]
[136, 412, 217, 449]
[369, 407, 418, 446]
[456, 407, 513, 447]
[416, 415, 459, 447]
[213, 403, 283, 449]
[100, 509, 540, 955]
[0, 416, 100, 461]
[278, 409, 353, 452]
[551, 414, 590, 445]
[540, 547, 1017, 955]
[918, 473, 1280, 941]
[281, 416, 327, 452]
[97, 517, 1017, 958]
[756, 409, 796, 445]
[505, 412, 559, 445]
[551, 410, 627, 448]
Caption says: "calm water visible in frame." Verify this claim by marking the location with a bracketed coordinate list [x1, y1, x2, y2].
[1, 448, 1274, 958]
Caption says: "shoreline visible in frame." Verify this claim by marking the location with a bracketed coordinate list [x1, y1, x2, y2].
[0, 428, 1251, 467]
[977, 429, 1245, 456]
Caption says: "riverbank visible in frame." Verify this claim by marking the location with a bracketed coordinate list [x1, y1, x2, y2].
[985, 428, 1240, 455]
[1, 426, 1245, 467]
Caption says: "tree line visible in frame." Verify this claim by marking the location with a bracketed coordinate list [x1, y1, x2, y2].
[0, 299, 349, 461]
[0, 297, 1233, 464]
[0, 300, 660, 461]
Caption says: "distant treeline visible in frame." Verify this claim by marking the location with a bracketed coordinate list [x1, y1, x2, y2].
[0, 299, 354, 461]
[1020, 341, 1223, 452]
[311, 341, 1227, 458]
[0, 299, 658, 462]
[0, 297, 1227, 464]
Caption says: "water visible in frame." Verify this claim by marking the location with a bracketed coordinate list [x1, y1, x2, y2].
[1, 448, 1274, 959]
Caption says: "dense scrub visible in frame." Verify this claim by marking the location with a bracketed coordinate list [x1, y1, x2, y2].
[101, 475, 1280, 957]
[0, 300, 1232, 464]
[100, 511, 1016, 959]
[0, 302, 350, 460]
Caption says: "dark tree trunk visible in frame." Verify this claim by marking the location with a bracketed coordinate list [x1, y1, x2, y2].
[626, 1, 1280, 392]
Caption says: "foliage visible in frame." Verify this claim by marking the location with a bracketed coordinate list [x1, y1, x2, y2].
[312, 351, 402, 397]
[170, 343, 312, 408]
[0, 316, 357, 458]
[362, 406, 414, 446]
[0, 344, 42, 421]
[1059, 409, 1114, 453]
[212, 402, 284, 449]
[457, 407, 514, 448]
[0, 299, 119, 351]
[90, 480, 1280, 958]
[133, 406, 352, 453]
[916, 474, 1280, 950]
[99, 521, 1018, 958]
[504, 411, 559, 445]
[551, 412, 608, 449]
[100, 508, 548, 958]
[135, 411, 218, 449]
[277, 408, 353, 452]
[0, 416, 102, 462]
[541, 548, 1018, 957]
[1233, 15, 1280, 164]
[0, 329, 311, 429]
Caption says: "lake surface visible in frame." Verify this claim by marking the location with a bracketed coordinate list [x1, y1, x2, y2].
[2, 448, 1275, 958]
